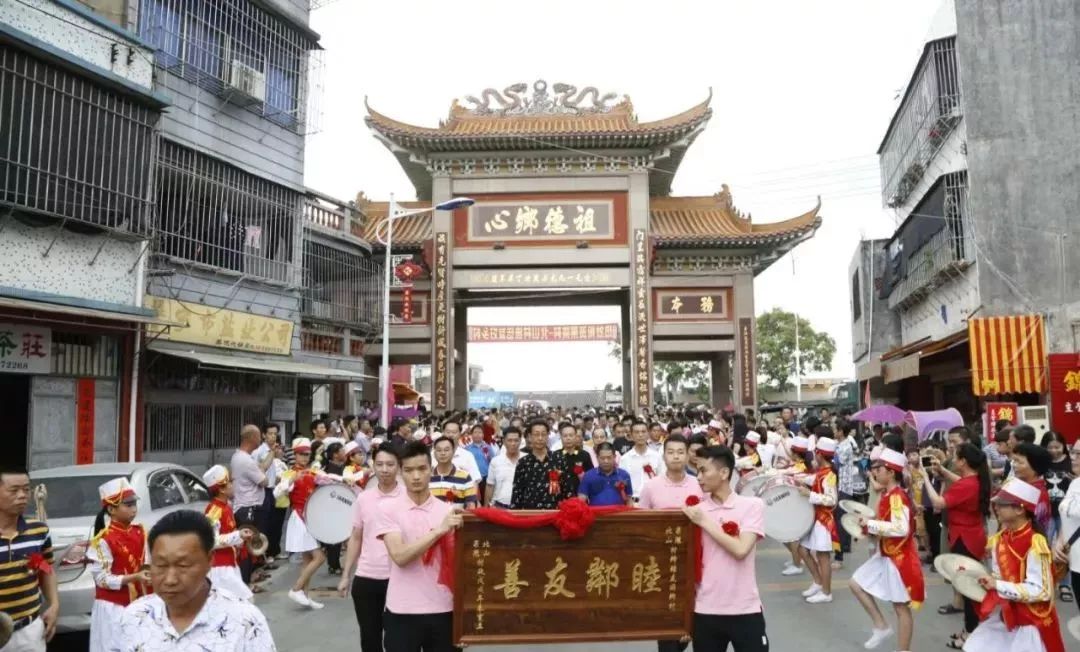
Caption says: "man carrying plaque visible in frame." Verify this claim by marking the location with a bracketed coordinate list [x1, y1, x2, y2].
[511, 420, 577, 509]
[683, 446, 769, 652]
[375, 442, 464, 652]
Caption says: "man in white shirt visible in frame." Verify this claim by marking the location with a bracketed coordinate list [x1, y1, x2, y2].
[435, 420, 482, 482]
[229, 424, 268, 583]
[619, 419, 665, 500]
[485, 427, 523, 508]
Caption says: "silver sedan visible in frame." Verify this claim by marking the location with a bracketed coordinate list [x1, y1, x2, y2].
[29, 462, 211, 633]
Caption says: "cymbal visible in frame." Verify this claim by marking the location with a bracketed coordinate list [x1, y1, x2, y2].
[839, 499, 875, 518]
[840, 513, 868, 541]
[952, 571, 988, 602]
[933, 553, 989, 581]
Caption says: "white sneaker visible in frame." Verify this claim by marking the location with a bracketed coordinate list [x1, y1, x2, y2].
[863, 627, 893, 649]
[805, 592, 833, 604]
[307, 597, 325, 610]
[287, 590, 311, 607]
[801, 583, 822, 597]
[781, 564, 805, 576]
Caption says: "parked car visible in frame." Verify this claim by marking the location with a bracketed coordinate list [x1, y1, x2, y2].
[28, 462, 211, 633]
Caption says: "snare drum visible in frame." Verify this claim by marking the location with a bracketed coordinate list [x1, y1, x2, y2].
[754, 477, 813, 543]
[304, 484, 356, 544]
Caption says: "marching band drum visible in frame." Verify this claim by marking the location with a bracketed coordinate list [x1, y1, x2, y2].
[303, 484, 357, 545]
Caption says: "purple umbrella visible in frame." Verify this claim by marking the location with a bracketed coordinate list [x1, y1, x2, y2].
[850, 404, 907, 424]
[904, 408, 964, 441]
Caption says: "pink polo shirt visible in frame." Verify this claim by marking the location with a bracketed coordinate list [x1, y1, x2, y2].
[638, 472, 703, 509]
[695, 491, 765, 616]
[373, 492, 454, 614]
[352, 482, 403, 580]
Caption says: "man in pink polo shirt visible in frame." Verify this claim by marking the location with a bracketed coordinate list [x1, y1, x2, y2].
[337, 443, 402, 652]
[683, 445, 769, 652]
[639, 433, 703, 652]
[374, 441, 463, 652]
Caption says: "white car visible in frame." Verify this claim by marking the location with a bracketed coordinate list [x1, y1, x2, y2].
[29, 462, 211, 633]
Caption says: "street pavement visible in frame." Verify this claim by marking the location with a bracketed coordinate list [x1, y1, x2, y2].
[49, 538, 1079, 651]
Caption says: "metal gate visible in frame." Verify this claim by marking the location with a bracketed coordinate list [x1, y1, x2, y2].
[29, 377, 118, 470]
[143, 402, 269, 473]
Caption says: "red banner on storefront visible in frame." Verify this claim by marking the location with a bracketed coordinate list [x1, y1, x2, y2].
[986, 402, 1019, 426]
[1049, 353, 1080, 444]
[75, 378, 95, 465]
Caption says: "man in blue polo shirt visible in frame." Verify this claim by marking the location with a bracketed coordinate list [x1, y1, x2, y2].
[0, 464, 59, 651]
[578, 443, 633, 507]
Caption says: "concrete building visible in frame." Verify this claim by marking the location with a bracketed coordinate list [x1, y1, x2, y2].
[851, 0, 1079, 429]
[1, 0, 380, 470]
[0, 0, 170, 469]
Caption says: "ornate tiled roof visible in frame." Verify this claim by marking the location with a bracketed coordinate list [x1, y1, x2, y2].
[365, 81, 711, 199]
[650, 185, 821, 246]
[356, 186, 821, 249]
[365, 81, 710, 151]
[355, 196, 432, 246]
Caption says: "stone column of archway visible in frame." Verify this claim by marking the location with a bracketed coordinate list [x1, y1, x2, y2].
[731, 272, 757, 413]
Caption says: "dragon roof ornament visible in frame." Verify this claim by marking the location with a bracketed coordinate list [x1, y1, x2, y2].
[460, 80, 627, 117]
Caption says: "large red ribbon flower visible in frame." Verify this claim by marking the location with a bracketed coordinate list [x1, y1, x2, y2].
[573, 463, 584, 479]
[615, 481, 627, 503]
[643, 464, 655, 478]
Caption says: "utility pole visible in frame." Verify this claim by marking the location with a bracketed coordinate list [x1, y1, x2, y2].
[793, 254, 802, 401]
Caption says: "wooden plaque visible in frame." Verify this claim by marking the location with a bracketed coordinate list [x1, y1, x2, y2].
[452, 510, 696, 645]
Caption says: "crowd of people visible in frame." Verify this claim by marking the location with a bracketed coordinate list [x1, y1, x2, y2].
[1, 403, 1078, 652]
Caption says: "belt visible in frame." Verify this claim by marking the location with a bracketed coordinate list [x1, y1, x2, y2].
[11, 614, 37, 631]
[493, 501, 511, 508]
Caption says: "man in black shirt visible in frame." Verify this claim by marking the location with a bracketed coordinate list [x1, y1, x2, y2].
[511, 420, 576, 509]
[611, 422, 634, 456]
[552, 421, 594, 497]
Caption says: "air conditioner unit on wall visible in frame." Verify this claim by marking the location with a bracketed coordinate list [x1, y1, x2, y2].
[228, 60, 266, 104]
[1019, 405, 1050, 437]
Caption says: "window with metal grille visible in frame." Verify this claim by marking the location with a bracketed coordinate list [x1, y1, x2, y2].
[302, 240, 382, 329]
[137, 0, 321, 133]
[155, 140, 299, 281]
[144, 403, 270, 452]
[0, 45, 158, 233]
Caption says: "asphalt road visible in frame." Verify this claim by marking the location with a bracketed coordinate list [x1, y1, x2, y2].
[48, 539, 1079, 651]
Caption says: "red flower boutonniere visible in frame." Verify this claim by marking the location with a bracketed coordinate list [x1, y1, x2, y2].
[26, 552, 53, 576]
[643, 464, 656, 479]
[685, 495, 701, 507]
[573, 463, 584, 479]
[721, 521, 740, 537]
[685, 495, 703, 584]
[615, 481, 628, 503]
[548, 469, 562, 495]
[440, 493, 454, 503]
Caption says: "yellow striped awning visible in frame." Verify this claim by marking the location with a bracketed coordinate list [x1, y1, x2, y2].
[968, 315, 1047, 396]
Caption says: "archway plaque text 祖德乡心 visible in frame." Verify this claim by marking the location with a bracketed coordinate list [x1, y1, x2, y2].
[452, 510, 696, 645]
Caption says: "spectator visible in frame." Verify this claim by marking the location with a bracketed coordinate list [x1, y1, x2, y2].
[230, 424, 268, 588]
[1010, 442, 1053, 533]
[1053, 438, 1080, 607]
[1042, 431, 1074, 602]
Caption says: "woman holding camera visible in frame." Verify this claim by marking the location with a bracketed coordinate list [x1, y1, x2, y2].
[919, 442, 991, 649]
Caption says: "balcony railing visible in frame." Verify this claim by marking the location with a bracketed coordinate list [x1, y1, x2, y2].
[879, 37, 962, 208]
[0, 45, 159, 234]
[301, 239, 382, 331]
[888, 172, 973, 309]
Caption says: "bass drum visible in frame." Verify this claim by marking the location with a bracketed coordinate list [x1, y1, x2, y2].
[754, 477, 813, 543]
[304, 484, 356, 544]
[738, 473, 771, 497]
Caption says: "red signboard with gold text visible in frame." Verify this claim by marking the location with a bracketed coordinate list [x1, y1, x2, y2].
[1049, 353, 1080, 444]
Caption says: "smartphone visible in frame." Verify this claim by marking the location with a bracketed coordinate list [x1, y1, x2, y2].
[921, 455, 933, 467]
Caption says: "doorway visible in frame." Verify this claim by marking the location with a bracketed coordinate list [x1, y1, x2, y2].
[0, 374, 31, 466]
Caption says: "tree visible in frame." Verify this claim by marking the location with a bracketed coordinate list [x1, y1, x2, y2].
[756, 308, 836, 392]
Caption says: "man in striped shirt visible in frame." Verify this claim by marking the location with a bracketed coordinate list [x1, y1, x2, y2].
[429, 437, 478, 508]
[1, 465, 59, 651]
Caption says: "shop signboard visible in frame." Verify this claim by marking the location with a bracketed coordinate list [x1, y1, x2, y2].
[0, 323, 51, 374]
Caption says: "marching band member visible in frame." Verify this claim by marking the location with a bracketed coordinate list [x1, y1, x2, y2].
[201, 465, 253, 601]
[343, 441, 371, 489]
[850, 448, 925, 651]
[780, 435, 812, 577]
[798, 435, 839, 604]
[964, 478, 1065, 652]
[735, 432, 762, 476]
[275, 437, 339, 609]
[88, 478, 150, 651]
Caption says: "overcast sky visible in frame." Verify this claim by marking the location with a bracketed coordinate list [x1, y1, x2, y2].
[305, 0, 945, 392]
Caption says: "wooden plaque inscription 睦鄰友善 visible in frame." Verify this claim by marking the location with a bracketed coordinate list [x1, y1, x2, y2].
[452, 510, 696, 645]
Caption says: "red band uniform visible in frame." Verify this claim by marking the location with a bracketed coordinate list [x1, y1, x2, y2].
[800, 437, 840, 554]
[202, 465, 253, 601]
[87, 478, 149, 651]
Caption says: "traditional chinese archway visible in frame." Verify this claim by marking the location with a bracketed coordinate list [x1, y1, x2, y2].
[359, 81, 821, 412]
